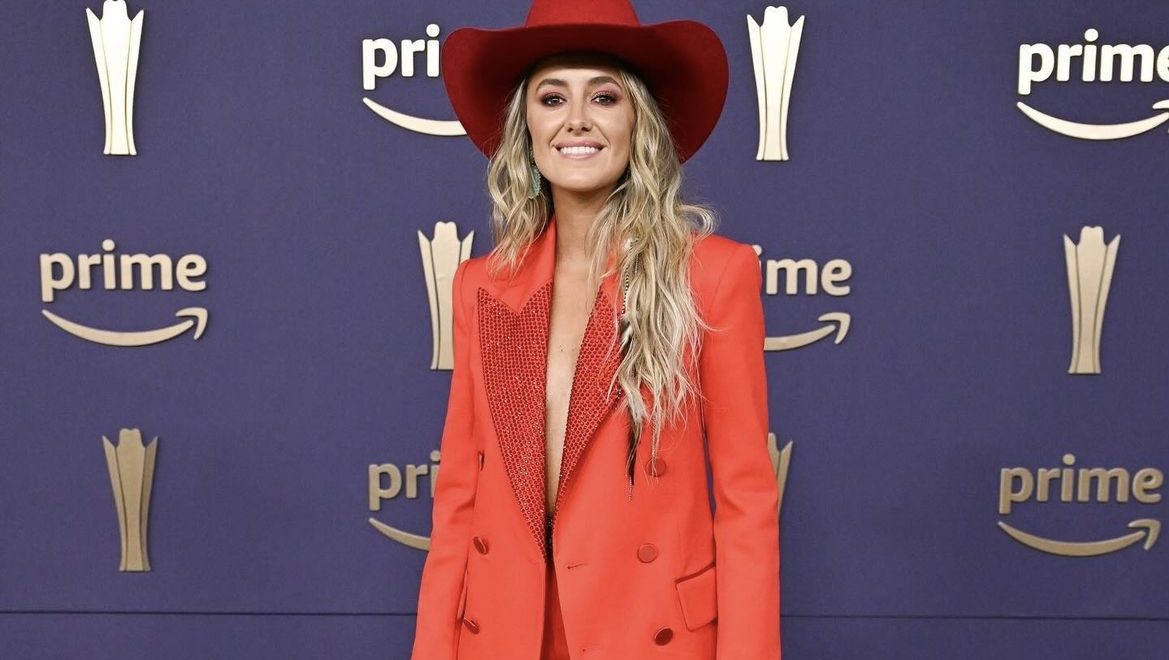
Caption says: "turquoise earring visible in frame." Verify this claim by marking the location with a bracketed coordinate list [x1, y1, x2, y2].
[527, 144, 542, 199]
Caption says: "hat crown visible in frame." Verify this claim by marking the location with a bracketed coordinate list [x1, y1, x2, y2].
[525, 0, 640, 27]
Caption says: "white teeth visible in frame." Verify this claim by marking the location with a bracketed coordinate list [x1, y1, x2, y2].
[559, 146, 599, 156]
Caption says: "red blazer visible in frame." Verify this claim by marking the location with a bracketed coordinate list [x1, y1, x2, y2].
[411, 215, 781, 659]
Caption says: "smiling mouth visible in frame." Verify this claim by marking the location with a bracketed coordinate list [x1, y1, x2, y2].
[557, 145, 603, 158]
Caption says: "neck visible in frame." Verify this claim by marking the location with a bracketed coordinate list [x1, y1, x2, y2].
[549, 185, 613, 268]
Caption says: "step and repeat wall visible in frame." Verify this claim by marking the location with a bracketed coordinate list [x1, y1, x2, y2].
[2, 0, 1167, 658]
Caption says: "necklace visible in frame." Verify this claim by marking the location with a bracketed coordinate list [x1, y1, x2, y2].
[619, 262, 635, 502]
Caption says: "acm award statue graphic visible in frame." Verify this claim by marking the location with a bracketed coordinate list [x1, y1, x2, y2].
[102, 428, 158, 571]
[748, 6, 805, 162]
[1064, 226, 1119, 374]
[86, 0, 144, 156]
[418, 221, 474, 371]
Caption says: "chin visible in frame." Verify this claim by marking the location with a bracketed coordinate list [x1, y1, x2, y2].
[549, 177, 623, 195]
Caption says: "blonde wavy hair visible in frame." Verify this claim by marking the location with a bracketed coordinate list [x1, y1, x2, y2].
[482, 54, 719, 487]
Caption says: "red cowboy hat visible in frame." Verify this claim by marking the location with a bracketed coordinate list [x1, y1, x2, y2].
[441, 0, 729, 163]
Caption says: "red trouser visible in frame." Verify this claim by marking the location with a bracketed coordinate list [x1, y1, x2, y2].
[541, 556, 571, 659]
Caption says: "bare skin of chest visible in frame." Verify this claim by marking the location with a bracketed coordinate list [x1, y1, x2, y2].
[545, 267, 595, 513]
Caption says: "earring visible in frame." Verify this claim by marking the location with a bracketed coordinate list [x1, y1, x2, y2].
[527, 144, 542, 200]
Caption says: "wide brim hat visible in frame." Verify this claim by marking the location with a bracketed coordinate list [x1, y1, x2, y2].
[442, 0, 729, 163]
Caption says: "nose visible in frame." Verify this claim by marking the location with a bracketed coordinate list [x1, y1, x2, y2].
[566, 97, 592, 133]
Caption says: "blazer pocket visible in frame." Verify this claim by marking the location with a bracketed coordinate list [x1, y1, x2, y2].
[674, 561, 717, 631]
[456, 566, 470, 620]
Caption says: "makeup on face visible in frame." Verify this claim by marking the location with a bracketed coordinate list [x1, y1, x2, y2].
[525, 63, 635, 195]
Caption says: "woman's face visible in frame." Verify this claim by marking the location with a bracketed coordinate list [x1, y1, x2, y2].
[525, 55, 635, 198]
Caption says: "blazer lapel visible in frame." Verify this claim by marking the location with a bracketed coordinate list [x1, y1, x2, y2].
[475, 215, 625, 556]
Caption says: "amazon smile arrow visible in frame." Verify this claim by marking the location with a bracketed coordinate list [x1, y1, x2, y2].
[998, 518, 1160, 557]
[41, 307, 208, 346]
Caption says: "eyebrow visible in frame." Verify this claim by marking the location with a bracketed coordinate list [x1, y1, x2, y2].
[534, 75, 622, 91]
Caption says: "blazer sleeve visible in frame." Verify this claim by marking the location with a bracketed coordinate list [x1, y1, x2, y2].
[699, 243, 782, 660]
[411, 259, 478, 660]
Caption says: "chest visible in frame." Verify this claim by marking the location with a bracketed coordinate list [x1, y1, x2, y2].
[544, 276, 596, 489]
[545, 278, 593, 405]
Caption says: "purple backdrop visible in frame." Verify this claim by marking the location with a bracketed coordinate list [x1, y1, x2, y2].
[1, 0, 1166, 658]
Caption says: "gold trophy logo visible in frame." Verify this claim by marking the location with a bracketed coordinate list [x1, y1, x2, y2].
[102, 428, 158, 571]
[85, 0, 144, 155]
[1064, 226, 1120, 374]
[418, 221, 473, 370]
[767, 432, 793, 515]
[748, 6, 805, 162]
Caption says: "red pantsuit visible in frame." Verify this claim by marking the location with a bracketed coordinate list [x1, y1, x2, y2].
[411, 215, 781, 659]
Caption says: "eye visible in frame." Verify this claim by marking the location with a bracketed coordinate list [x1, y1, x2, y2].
[540, 93, 565, 106]
[593, 91, 621, 105]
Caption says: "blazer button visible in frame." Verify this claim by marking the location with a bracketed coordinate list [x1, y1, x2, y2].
[478, 450, 485, 470]
[653, 627, 673, 645]
[462, 617, 480, 634]
[636, 543, 659, 563]
[473, 536, 489, 555]
[645, 456, 668, 477]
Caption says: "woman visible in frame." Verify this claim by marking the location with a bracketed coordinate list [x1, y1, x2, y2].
[411, 1, 781, 658]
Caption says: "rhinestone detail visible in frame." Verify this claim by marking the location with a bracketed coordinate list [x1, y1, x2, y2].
[476, 280, 623, 556]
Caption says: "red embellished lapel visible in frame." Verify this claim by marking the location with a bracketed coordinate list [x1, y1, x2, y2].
[475, 216, 624, 555]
